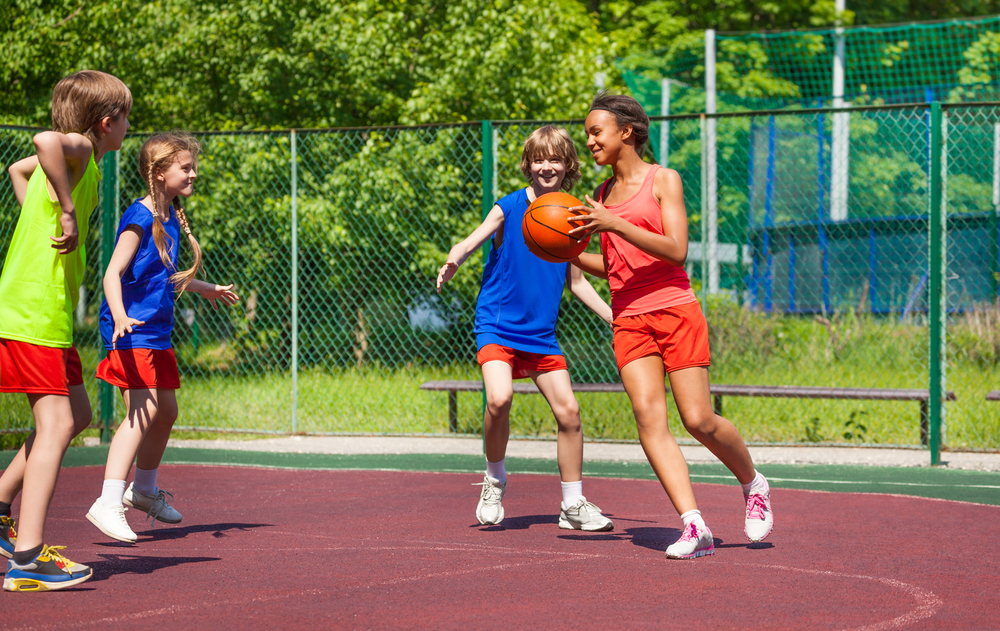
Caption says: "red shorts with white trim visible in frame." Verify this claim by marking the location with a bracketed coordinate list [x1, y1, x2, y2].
[612, 301, 712, 373]
[96, 348, 180, 390]
[0, 339, 83, 396]
[476, 344, 568, 380]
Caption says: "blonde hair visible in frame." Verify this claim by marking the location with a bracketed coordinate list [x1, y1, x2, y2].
[51, 70, 132, 150]
[138, 133, 203, 293]
[518, 126, 581, 192]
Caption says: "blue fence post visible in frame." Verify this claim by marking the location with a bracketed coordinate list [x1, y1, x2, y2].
[764, 115, 776, 312]
[817, 113, 831, 313]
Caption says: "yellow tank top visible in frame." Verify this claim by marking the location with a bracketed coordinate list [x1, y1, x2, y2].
[0, 155, 101, 348]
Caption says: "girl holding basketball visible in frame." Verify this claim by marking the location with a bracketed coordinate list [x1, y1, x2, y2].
[436, 126, 614, 530]
[568, 93, 773, 559]
[86, 132, 239, 543]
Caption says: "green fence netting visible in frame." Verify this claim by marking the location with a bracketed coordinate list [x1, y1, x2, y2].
[2, 103, 999, 451]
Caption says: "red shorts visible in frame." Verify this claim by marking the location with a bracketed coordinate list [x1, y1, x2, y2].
[0, 339, 83, 396]
[612, 301, 711, 373]
[476, 344, 568, 380]
[96, 348, 180, 390]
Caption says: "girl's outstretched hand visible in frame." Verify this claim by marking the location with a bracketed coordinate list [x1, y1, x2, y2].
[436, 261, 459, 293]
[201, 284, 240, 310]
[567, 195, 620, 238]
[111, 316, 145, 350]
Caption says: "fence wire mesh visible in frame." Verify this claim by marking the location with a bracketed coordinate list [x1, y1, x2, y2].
[1, 102, 999, 450]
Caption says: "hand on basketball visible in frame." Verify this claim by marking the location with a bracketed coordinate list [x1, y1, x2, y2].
[202, 284, 240, 310]
[436, 261, 459, 292]
[567, 195, 619, 238]
[111, 316, 145, 350]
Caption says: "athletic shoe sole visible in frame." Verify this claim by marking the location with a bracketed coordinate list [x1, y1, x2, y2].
[3, 572, 92, 592]
[558, 516, 614, 531]
[666, 545, 715, 560]
[0, 547, 12, 559]
[123, 496, 182, 524]
[85, 511, 137, 543]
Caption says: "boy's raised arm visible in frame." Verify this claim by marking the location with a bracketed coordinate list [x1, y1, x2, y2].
[567, 264, 612, 324]
[32, 131, 93, 254]
[436, 204, 505, 292]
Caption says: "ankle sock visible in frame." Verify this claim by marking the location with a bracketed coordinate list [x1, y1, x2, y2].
[741, 471, 768, 496]
[133, 467, 158, 496]
[0, 500, 11, 517]
[561, 480, 584, 507]
[98, 479, 127, 508]
[485, 458, 506, 483]
[680, 509, 705, 530]
[13, 543, 43, 566]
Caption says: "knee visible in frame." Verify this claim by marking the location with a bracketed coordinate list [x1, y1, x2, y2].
[682, 411, 718, 437]
[72, 406, 93, 436]
[485, 389, 513, 417]
[554, 399, 581, 432]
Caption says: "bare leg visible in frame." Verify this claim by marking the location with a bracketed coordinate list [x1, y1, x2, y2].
[668, 367, 755, 485]
[135, 389, 177, 471]
[0, 384, 91, 506]
[14, 394, 75, 552]
[481, 361, 513, 464]
[531, 369, 582, 483]
[104, 388, 160, 482]
[620, 356, 697, 515]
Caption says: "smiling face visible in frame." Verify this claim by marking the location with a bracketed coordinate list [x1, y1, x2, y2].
[585, 109, 629, 166]
[155, 150, 198, 199]
[528, 155, 567, 192]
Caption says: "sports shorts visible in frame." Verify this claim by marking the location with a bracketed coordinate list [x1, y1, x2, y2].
[96, 348, 180, 390]
[611, 301, 711, 373]
[476, 344, 568, 380]
[0, 339, 83, 396]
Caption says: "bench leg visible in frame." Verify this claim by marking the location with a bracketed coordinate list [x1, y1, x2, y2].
[449, 391, 458, 434]
[919, 400, 928, 447]
[712, 394, 723, 417]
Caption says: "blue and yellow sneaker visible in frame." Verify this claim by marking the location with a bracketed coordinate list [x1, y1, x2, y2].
[3, 545, 93, 592]
[0, 516, 15, 559]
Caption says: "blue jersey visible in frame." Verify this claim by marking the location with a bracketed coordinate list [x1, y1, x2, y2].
[99, 200, 180, 350]
[474, 188, 568, 355]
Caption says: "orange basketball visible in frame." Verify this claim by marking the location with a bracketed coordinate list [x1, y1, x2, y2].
[521, 192, 590, 263]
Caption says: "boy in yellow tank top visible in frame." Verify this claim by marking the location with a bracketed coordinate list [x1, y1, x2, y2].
[0, 70, 131, 591]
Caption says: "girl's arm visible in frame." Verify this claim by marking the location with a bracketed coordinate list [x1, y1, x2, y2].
[567, 265, 612, 324]
[103, 227, 145, 349]
[186, 279, 240, 310]
[568, 169, 688, 267]
[571, 252, 607, 279]
[436, 204, 505, 292]
[33, 131, 93, 255]
[8, 156, 39, 206]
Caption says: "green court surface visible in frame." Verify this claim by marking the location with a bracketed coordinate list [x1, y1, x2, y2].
[3, 445, 996, 506]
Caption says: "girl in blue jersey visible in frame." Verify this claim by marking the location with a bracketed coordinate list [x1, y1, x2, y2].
[86, 133, 238, 543]
[436, 126, 614, 530]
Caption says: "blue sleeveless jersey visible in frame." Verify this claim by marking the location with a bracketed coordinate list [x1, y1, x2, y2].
[474, 188, 568, 355]
[99, 200, 180, 350]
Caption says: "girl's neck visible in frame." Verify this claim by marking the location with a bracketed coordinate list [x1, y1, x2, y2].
[611, 147, 650, 183]
[141, 190, 172, 220]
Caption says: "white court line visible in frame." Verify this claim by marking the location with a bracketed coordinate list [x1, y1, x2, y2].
[689, 473, 1000, 490]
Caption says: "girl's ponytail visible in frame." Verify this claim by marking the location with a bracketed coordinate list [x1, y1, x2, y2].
[170, 200, 202, 293]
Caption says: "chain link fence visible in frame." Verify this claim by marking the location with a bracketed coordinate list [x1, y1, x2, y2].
[2, 103, 999, 452]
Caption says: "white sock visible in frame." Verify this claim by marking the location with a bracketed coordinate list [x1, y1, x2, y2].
[486, 458, 506, 482]
[133, 467, 158, 496]
[742, 471, 768, 495]
[680, 509, 705, 529]
[561, 480, 584, 507]
[99, 479, 127, 508]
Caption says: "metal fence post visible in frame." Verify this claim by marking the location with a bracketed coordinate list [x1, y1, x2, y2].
[99, 151, 118, 443]
[699, 114, 708, 315]
[928, 102, 946, 465]
[290, 130, 299, 435]
[479, 121, 495, 445]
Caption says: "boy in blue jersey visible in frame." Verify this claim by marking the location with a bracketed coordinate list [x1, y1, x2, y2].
[436, 126, 614, 530]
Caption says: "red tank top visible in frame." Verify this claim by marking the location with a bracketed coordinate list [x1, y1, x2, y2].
[599, 165, 697, 319]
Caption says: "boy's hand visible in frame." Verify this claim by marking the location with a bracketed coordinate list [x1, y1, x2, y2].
[437, 261, 459, 292]
[111, 316, 145, 350]
[51, 209, 79, 254]
[200, 283, 240, 310]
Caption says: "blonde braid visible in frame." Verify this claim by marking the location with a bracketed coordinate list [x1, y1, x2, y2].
[146, 172, 174, 270]
[170, 202, 203, 294]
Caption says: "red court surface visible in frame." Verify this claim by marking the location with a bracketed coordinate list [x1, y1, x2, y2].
[1, 465, 996, 630]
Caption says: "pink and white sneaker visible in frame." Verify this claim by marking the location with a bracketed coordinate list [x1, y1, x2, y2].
[665, 522, 715, 559]
[744, 476, 774, 543]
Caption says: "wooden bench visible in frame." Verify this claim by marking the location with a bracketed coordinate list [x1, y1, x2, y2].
[420, 380, 956, 445]
[987, 391, 1000, 401]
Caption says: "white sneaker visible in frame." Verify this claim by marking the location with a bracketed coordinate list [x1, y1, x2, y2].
[665, 521, 714, 559]
[559, 497, 614, 531]
[744, 476, 773, 543]
[124, 483, 182, 525]
[86, 501, 137, 543]
[475, 476, 506, 525]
